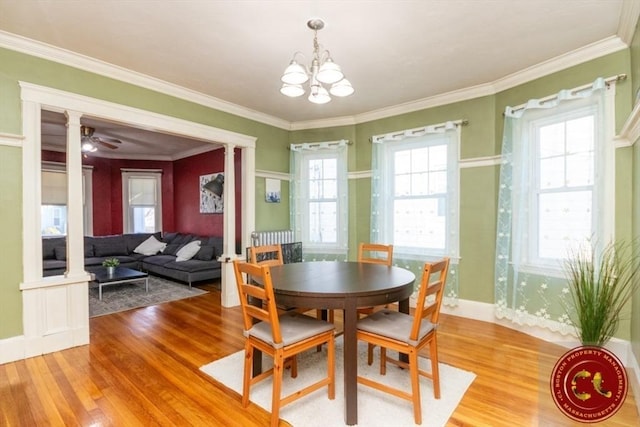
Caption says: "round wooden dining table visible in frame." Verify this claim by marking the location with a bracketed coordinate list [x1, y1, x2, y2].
[261, 261, 416, 426]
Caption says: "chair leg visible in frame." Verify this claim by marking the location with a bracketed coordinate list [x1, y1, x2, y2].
[367, 343, 376, 365]
[379, 347, 387, 375]
[409, 349, 422, 425]
[271, 351, 284, 427]
[430, 337, 441, 399]
[327, 334, 336, 399]
[290, 355, 298, 378]
[242, 342, 253, 408]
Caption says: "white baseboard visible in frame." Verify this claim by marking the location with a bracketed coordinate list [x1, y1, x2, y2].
[444, 299, 639, 410]
[0, 335, 26, 365]
[441, 298, 635, 366]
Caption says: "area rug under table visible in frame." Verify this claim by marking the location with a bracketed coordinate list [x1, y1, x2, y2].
[200, 337, 475, 427]
[89, 275, 207, 317]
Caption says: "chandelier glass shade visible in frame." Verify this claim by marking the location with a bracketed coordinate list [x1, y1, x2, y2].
[280, 19, 354, 104]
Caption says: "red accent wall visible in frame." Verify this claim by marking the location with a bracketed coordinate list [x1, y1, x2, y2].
[42, 148, 241, 238]
[173, 148, 242, 238]
[42, 151, 175, 235]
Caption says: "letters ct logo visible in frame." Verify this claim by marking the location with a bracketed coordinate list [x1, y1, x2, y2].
[551, 346, 627, 423]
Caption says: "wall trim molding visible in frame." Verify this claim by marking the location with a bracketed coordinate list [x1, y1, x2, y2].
[0, 132, 24, 147]
[256, 169, 289, 181]
[617, 101, 640, 146]
[0, 30, 629, 131]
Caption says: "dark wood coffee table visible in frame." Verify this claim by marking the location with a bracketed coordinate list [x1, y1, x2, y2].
[91, 267, 149, 300]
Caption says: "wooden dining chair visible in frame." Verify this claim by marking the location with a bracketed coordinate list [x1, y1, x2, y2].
[249, 244, 284, 266]
[357, 242, 394, 364]
[233, 260, 336, 427]
[355, 258, 450, 425]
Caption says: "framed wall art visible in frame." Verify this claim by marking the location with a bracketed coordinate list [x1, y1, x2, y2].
[200, 173, 224, 213]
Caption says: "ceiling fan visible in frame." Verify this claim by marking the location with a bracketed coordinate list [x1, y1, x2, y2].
[81, 125, 122, 153]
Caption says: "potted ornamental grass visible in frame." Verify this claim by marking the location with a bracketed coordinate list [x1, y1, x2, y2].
[102, 257, 120, 275]
[563, 240, 639, 347]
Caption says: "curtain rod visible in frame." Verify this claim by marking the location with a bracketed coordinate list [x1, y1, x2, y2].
[506, 74, 626, 116]
[371, 119, 468, 143]
[288, 139, 351, 151]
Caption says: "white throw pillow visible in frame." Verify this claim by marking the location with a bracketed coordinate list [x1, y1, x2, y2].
[134, 235, 167, 256]
[176, 240, 201, 262]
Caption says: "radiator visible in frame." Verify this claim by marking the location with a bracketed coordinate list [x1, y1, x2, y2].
[250, 230, 295, 246]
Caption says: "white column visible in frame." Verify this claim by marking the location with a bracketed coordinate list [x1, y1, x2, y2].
[21, 101, 43, 284]
[220, 143, 240, 307]
[64, 111, 86, 278]
[241, 144, 256, 252]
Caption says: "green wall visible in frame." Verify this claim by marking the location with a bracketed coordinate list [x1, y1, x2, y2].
[0, 146, 23, 337]
[0, 46, 287, 338]
[0, 44, 638, 345]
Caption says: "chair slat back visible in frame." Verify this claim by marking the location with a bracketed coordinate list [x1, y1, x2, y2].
[233, 260, 282, 344]
[358, 243, 393, 266]
[410, 258, 450, 341]
[249, 244, 284, 267]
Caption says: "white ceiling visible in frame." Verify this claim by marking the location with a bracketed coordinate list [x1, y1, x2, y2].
[0, 0, 636, 159]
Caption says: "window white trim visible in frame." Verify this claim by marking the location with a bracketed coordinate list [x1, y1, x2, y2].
[121, 170, 163, 234]
[290, 140, 349, 254]
[371, 121, 461, 260]
[510, 83, 615, 275]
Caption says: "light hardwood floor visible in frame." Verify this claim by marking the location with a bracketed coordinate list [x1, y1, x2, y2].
[1, 281, 638, 426]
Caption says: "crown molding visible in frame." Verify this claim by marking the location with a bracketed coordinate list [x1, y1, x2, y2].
[618, 0, 640, 44]
[0, 31, 291, 131]
[492, 36, 628, 93]
[0, 31, 631, 131]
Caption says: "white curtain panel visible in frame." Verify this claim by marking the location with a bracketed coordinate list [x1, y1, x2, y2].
[370, 121, 462, 306]
[494, 77, 615, 334]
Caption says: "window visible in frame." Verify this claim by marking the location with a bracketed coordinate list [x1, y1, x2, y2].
[531, 110, 595, 263]
[371, 123, 460, 259]
[122, 170, 162, 233]
[505, 80, 614, 275]
[41, 163, 93, 236]
[290, 141, 348, 254]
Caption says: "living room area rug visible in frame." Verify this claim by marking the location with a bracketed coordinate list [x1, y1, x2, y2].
[89, 275, 207, 317]
[200, 337, 475, 427]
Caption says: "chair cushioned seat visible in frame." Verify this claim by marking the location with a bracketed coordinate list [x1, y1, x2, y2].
[247, 312, 334, 348]
[357, 309, 435, 345]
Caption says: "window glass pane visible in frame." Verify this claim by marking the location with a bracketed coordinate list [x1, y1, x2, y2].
[309, 201, 337, 243]
[393, 198, 445, 250]
[395, 150, 411, 174]
[41, 205, 68, 236]
[429, 171, 447, 194]
[323, 158, 337, 179]
[394, 174, 410, 196]
[132, 207, 156, 233]
[566, 152, 593, 187]
[566, 116, 594, 153]
[538, 191, 592, 259]
[323, 179, 337, 199]
[429, 145, 447, 170]
[539, 122, 565, 157]
[540, 157, 565, 189]
[411, 147, 429, 173]
[410, 172, 428, 195]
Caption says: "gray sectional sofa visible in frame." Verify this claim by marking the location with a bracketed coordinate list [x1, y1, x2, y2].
[43, 232, 223, 287]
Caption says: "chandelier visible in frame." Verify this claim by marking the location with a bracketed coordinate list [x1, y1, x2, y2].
[280, 18, 354, 104]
